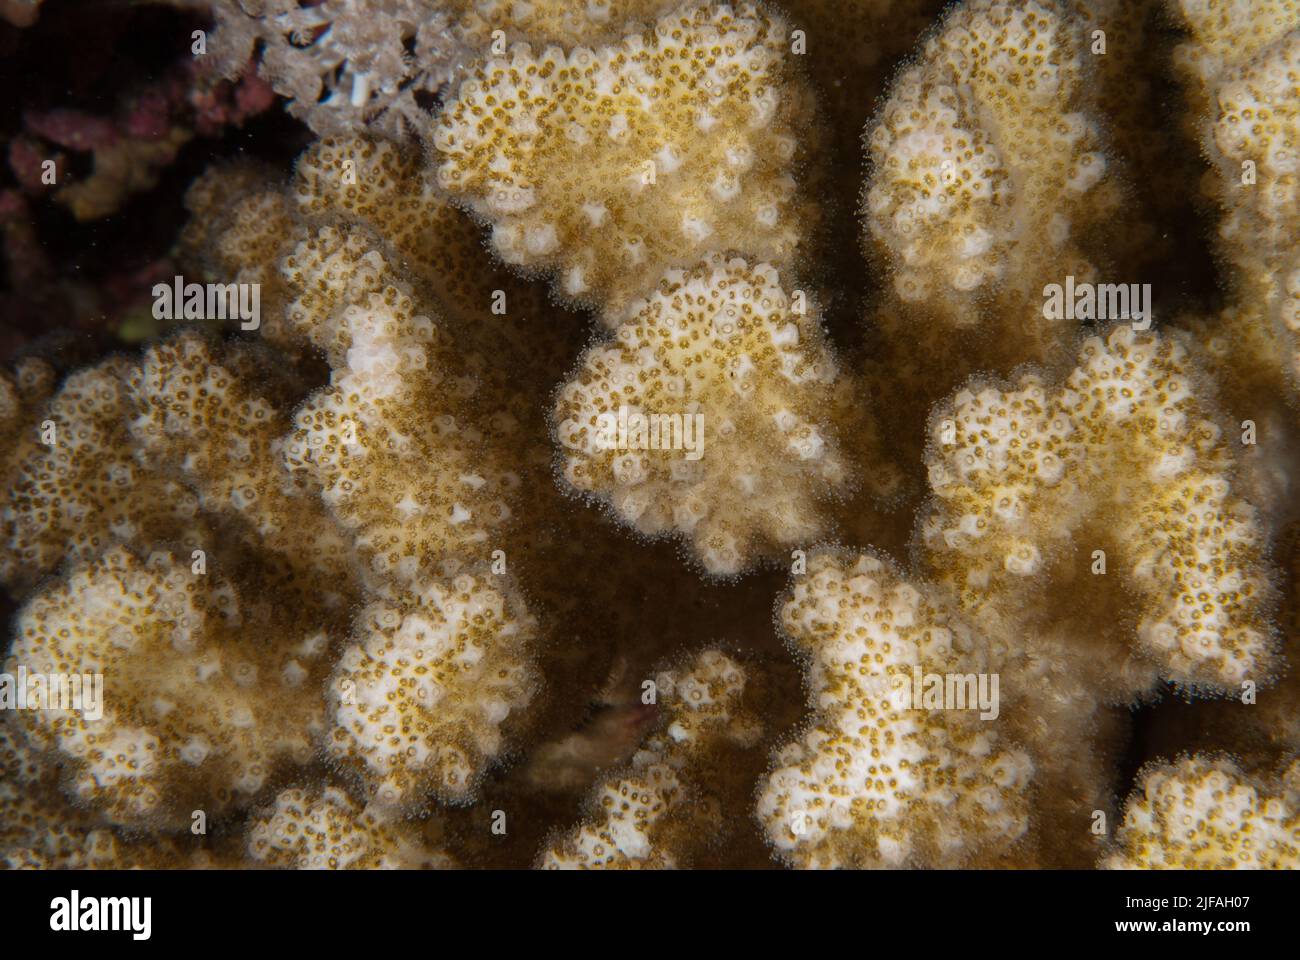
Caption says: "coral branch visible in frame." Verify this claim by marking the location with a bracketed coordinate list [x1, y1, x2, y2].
[756, 550, 1034, 868]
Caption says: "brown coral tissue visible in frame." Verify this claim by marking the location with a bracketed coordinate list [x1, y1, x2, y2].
[5, 0, 1300, 895]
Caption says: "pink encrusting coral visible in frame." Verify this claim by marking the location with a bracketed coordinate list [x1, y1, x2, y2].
[10, 55, 274, 222]
[1, 0, 1298, 872]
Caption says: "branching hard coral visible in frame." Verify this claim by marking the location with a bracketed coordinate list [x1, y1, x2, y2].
[921, 324, 1276, 692]
[905, 323, 1285, 865]
[181, 140, 547, 354]
[553, 255, 850, 576]
[327, 572, 539, 810]
[182, 135, 560, 438]
[756, 549, 1034, 869]
[279, 227, 521, 588]
[291, 137, 441, 279]
[853, 0, 1136, 510]
[247, 785, 455, 868]
[0, 331, 359, 612]
[123, 138, 573, 839]
[777, 0, 946, 348]
[288, 135, 552, 338]
[177, 138, 556, 813]
[1103, 755, 1300, 869]
[434, 0, 814, 311]
[862, 0, 1123, 343]
[1169, 0, 1300, 409]
[539, 649, 761, 868]
[3, 357, 209, 595]
[180, 143, 564, 599]
[178, 163, 302, 348]
[124, 332, 360, 614]
[5, 546, 335, 827]
[1, 715, 239, 869]
[1170, 0, 1299, 129]
[1134, 516, 1300, 793]
[7, 0, 1300, 879]
[415, 533, 799, 869]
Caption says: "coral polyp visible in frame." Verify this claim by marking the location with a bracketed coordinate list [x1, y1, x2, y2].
[1, 0, 1298, 876]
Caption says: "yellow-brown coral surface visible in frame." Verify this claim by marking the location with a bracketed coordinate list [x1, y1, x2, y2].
[2, 0, 1299, 875]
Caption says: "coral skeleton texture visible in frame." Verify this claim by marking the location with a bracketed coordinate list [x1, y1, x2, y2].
[1, 0, 1298, 875]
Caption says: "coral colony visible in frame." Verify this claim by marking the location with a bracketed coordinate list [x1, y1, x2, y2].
[1, 0, 1299, 872]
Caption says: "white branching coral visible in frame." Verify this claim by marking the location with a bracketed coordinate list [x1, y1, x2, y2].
[247, 786, 455, 869]
[922, 325, 1277, 691]
[540, 649, 760, 868]
[433, 0, 812, 310]
[198, 0, 466, 139]
[756, 550, 1034, 868]
[554, 255, 849, 576]
[5, 546, 333, 826]
[863, 0, 1122, 335]
[328, 572, 539, 810]
[1103, 755, 1300, 869]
